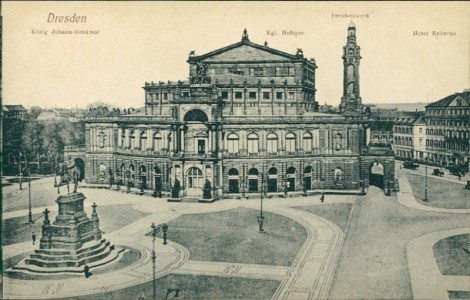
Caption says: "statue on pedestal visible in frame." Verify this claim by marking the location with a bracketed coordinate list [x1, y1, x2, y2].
[172, 179, 181, 198]
[203, 179, 212, 199]
[57, 157, 83, 194]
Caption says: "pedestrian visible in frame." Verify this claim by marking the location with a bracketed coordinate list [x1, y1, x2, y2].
[32, 232, 36, 245]
[458, 173, 461, 181]
[137, 293, 146, 300]
[84, 265, 91, 278]
[320, 193, 325, 203]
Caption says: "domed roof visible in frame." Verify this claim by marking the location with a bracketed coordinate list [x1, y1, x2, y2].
[348, 20, 356, 28]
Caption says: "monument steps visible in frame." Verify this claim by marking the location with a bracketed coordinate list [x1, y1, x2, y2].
[25, 244, 114, 268]
[35, 238, 107, 255]
[29, 240, 112, 262]
[11, 192, 121, 275]
[10, 247, 126, 274]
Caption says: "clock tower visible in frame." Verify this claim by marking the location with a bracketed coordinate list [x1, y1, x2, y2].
[340, 21, 363, 114]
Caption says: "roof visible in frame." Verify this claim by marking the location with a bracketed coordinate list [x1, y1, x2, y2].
[370, 121, 394, 131]
[3, 105, 26, 111]
[188, 29, 316, 67]
[426, 91, 469, 108]
[413, 116, 426, 125]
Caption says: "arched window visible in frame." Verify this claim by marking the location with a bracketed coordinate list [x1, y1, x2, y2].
[184, 109, 208, 122]
[247, 133, 259, 154]
[286, 132, 296, 153]
[187, 167, 203, 189]
[228, 168, 239, 176]
[154, 132, 162, 152]
[129, 130, 135, 149]
[129, 164, 135, 180]
[140, 132, 147, 150]
[267, 133, 278, 153]
[227, 133, 239, 154]
[304, 166, 313, 174]
[303, 132, 312, 151]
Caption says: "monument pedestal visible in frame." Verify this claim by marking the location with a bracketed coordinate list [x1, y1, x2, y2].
[13, 192, 120, 273]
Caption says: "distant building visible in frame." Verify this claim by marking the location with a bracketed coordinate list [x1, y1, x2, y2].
[392, 114, 426, 160]
[3, 105, 27, 119]
[36, 109, 64, 121]
[424, 89, 469, 166]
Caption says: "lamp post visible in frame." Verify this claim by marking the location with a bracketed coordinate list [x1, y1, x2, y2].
[257, 174, 265, 233]
[151, 222, 169, 300]
[27, 168, 33, 224]
[424, 157, 428, 201]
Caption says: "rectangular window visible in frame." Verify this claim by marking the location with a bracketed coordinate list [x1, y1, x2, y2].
[254, 68, 263, 76]
[182, 92, 190, 97]
[163, 93, 168, 100]
[265, 67, 275, 76]
[419, 128, 422, 134]
[249, 92, 257, 99]
[235, 92, 243, 99]
[263, 92, 270, 100]
[288, 92, 295, 100]
[276, 92, 283, 100]
[276, 67, 289, 76]
[221, 92, 228, 99]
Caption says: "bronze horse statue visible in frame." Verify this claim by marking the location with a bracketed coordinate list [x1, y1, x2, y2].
[56, 159, 83, 194]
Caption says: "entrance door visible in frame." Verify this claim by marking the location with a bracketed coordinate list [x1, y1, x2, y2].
[187, 167, 203, 196]
[287, 178, 295, 191]
[286, 167, 296, 191]
[304, 176, 311, 190]
[198, 140, 206, 155]
[229, 179, 239, 193]
[268, 178, 277, 192]
[249, 179, 258, 193]
[369, 162, 384, 189]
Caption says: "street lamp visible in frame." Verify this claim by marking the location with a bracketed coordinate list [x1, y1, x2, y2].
[424, 157, 428, 201]
[26, 168, 33, 224]
[257, 174, 265, 233]
[151, 222, 169, 300]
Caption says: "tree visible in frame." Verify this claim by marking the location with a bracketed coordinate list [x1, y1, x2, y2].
[22, 120, 44, 173]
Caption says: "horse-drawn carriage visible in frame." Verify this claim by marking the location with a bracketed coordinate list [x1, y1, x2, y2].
[432, 169, 444, 177]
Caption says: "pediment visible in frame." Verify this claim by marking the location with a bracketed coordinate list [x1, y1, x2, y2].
[204, 44, 293, 62]
[449, 96, 469, 107]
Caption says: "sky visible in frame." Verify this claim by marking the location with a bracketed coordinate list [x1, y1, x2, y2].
[2, 1, 469, 109]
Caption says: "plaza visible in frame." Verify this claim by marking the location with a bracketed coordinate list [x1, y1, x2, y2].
[2, 161, 469, 299]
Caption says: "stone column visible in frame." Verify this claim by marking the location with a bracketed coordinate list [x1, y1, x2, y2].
[147, 128, 152, 150]
[118, 128, 122, 148]
[125, 129, 130, 149]
[135, 128, 141, 150]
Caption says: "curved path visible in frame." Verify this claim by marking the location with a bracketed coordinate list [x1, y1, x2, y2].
[3, 188, 346, 300]
[406, 227, 470, 300]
